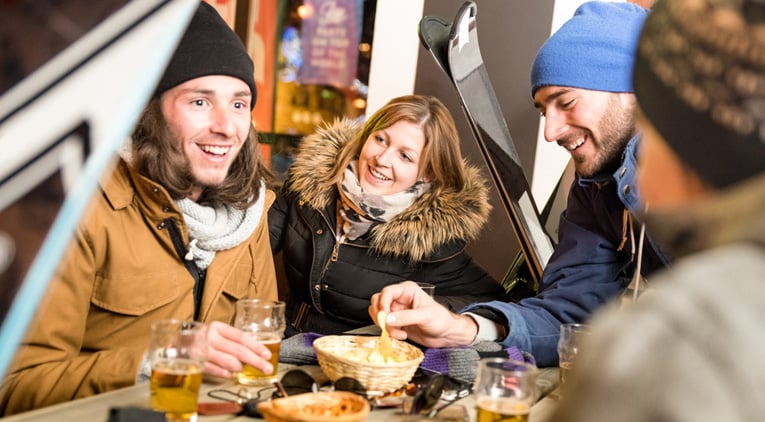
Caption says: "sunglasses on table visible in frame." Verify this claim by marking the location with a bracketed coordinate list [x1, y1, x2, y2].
[205, 387, 271, 418]
[206, 367, 471, 418]
[275, 368, 469, 416]
[407, 367, 473, 416]
[274, 368, 368, 399]
[205, 369, 364, 415]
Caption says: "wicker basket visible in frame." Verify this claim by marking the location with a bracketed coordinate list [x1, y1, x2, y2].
[257, 391, 370, 422]
[313, 335, 423, 393]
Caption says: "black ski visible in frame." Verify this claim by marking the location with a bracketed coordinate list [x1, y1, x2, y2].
[418, 1, 554, 285]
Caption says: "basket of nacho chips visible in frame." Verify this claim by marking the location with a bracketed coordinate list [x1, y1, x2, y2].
[313, 335, 424, 393]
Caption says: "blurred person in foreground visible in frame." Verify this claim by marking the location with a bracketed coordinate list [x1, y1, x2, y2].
[269, 94, 507, 335]
[553, 0, 765, 420]
[370, 1, 670, 366]
[0, 3, 278, 414]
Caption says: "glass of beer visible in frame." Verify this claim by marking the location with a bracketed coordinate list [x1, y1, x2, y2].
[415, 282, 436, 298]
[474, 357, 538, 422]
[234, 299, 286, 385]
[148, 320, 208, 422]
[557, 323, 590, 389]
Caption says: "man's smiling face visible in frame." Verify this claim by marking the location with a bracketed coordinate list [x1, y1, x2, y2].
[534, 86, 636, 177]
[160, 75, 252, 200]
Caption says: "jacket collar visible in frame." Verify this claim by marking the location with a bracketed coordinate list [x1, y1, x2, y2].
[575, 134, 644, 216]
[100, 159, 135, 210]
[101, 159, 179, 222]
[577, 134, 641, 186]
[287, 119, 492, 261]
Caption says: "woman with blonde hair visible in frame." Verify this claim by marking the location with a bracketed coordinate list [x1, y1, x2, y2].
[269, 94, 506, 334]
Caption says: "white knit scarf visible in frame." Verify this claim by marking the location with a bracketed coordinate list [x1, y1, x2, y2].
[174, 182, 266, 269]
[337, 161, 430, 241]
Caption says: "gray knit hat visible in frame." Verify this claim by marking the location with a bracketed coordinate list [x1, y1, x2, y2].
[155, 2, 256, 108]
[634, 0, 765, 188]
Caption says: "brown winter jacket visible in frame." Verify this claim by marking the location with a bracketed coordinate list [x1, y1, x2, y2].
[0, 159, 277, 415]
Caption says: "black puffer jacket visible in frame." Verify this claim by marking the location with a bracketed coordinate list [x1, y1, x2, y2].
[268, 119, 507, 334]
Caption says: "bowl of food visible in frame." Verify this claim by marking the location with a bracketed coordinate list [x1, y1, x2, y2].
[257, 391, 370, 422]
[313, 335, 424, 393]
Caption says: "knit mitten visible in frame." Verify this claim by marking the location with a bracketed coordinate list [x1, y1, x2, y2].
[279, 332, 323, 365]
[505, 345, 536, 366]
[420, 342, 536, 384]
[421, 346, 480, 383]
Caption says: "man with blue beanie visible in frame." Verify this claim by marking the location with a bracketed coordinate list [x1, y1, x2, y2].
[370, 1, 671, 367]
[553, 0, 765, 419]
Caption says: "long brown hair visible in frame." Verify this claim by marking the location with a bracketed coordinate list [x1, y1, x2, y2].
[130, 99, 272, 208]
[331, 94, 466, 194]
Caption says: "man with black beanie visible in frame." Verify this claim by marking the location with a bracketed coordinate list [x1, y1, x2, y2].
[552, 0, 765, 420]
[0, 2, 277, 414]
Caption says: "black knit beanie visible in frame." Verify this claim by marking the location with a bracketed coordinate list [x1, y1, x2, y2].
[155, 1, 257, 108]
[634, 0, 765, 189]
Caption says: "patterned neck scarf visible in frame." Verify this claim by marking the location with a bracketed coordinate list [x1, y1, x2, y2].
[336, 161, 430, 241]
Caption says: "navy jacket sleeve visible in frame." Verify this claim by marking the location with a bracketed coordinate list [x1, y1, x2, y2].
[462, 180, 632, 366]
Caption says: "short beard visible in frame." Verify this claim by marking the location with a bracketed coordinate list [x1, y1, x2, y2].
[577, 95, 636, 178]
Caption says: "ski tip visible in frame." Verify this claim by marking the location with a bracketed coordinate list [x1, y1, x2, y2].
[449, 1, 477, 42]
[418, 16, 451, 51]
[418, 15, 452, 77]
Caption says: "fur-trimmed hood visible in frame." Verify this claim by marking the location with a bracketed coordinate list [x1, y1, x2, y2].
[287, 119, 492, 261]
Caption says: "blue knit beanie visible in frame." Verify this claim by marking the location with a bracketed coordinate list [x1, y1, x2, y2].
[530, 1, 648, 98]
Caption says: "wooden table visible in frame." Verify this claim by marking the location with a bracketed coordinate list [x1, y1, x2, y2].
[2, 366, 560, 421]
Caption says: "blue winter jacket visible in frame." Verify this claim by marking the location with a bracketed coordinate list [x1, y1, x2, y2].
[463, 135, 671, 366]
